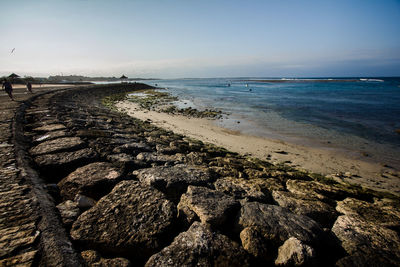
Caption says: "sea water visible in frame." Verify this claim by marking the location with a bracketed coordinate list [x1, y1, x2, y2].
[149, 77, 400, 166]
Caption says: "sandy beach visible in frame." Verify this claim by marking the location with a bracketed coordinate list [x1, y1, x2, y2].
[116, 100, 400, 195]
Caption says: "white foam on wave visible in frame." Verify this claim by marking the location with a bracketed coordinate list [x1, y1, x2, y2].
[360, 78, 384, 82]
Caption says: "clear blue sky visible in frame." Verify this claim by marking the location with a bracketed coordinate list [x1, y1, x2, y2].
[1, 0, 399, 78]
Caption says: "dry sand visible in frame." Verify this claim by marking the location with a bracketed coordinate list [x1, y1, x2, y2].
[116, 101, 400, 195]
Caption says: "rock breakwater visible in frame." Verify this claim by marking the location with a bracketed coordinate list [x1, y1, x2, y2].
[2, 84, 400, 266]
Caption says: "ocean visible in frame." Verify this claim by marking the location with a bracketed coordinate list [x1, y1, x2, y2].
[148, 77, 400, 167]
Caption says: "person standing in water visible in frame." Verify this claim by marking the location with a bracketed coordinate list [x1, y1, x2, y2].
[26, 82, 33, 93]
[2, 79, 14, 101]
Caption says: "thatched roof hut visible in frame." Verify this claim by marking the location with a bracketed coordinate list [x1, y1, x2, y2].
[120, 74, 128, 83]
[9, 73, 20, 78]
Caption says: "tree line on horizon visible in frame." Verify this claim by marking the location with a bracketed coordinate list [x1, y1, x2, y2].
[1, 73, 155, 84]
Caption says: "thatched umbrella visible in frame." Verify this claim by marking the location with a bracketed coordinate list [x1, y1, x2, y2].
[8, 73, 21, 83]
[9, 73, 20, 78]
[120, 74, 128, 83]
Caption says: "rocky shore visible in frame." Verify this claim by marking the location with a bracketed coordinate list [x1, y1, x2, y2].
[1, 84, 400, 266]
[126, 89, 224, 119]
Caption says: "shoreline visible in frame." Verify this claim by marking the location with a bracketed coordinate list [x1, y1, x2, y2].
[116, 100, 400, 196]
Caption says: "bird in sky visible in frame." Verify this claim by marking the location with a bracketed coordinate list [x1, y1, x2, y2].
[11, 48, 15, 54]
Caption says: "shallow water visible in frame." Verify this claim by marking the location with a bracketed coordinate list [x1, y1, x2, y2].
[149, 77, 400, 166]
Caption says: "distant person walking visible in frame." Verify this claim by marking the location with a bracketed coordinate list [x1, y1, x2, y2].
[26, 82, 33, 93]
[2, 79, 14, 101]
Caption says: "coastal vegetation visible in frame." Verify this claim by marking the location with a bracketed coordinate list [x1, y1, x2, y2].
[128, 90, 178, 109]
[126, 89, 224, 119]
[102, 93, 129, 110]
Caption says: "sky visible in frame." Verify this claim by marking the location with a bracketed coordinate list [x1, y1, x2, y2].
[1, 0, 400, 78]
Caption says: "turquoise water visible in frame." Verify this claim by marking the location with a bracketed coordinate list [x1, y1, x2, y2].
[149, 77, 400, 165]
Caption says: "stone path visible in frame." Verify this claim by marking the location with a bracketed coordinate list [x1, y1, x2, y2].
[0, 85, 99, 266]
[0, 83, 153, 266]
[0, 86, 62, 266]
[1, 83, 400, 266]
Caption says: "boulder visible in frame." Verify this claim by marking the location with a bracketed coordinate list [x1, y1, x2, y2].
[136, 152, 184, 166]
[331, 215, 400, 262]
[335, 250, 400, 267]
[286, 180, 355, 203]
[145, 222, 251, 267]
[134, 164, 213, 201]
[32, 124, 66, 132]
[177, 199, 198, 227]
[169, 140, 189, 153]
[214, 177, 282, 203]
[184, 138, 204, 151]
[70, 180, 177, 259]
[58, 162, 122, 200]
[235, 202, 324, 247]
[107, 153, 135, 162]
[0, 251, 38, 267]
[113, 133, 140, 140]
[80, 250, 131, 267]
[242, 167, 265, 177]
[275, 237, 316, 266]
[112, 142, 152, 154]
[75, 129, 112, 138]
[101, 137, 132, 146]
[106, 153, 137, 169]
[33, 148, 98, 176]
[184, 152, 209, 165]
[30, 137, 85, 156]
[178, 186, 239, 227]
[56, 200, 80, 226]
[209, 166, 242, 179]
[156, 144, 179, 155]
[336, 197, 400, 227]
[272, 190, 338, 227]
[211, 157, 244, 171]
[33, 130, 71, 143]
[240, 226, 272, 262]
[89, 138, 131, 156]
[74, 194, 96, 210]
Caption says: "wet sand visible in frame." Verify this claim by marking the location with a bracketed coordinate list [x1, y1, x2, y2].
[116, 100, 400, 196]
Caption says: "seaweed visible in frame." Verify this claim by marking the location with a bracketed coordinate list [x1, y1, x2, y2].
[102, 92, 129, 110]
